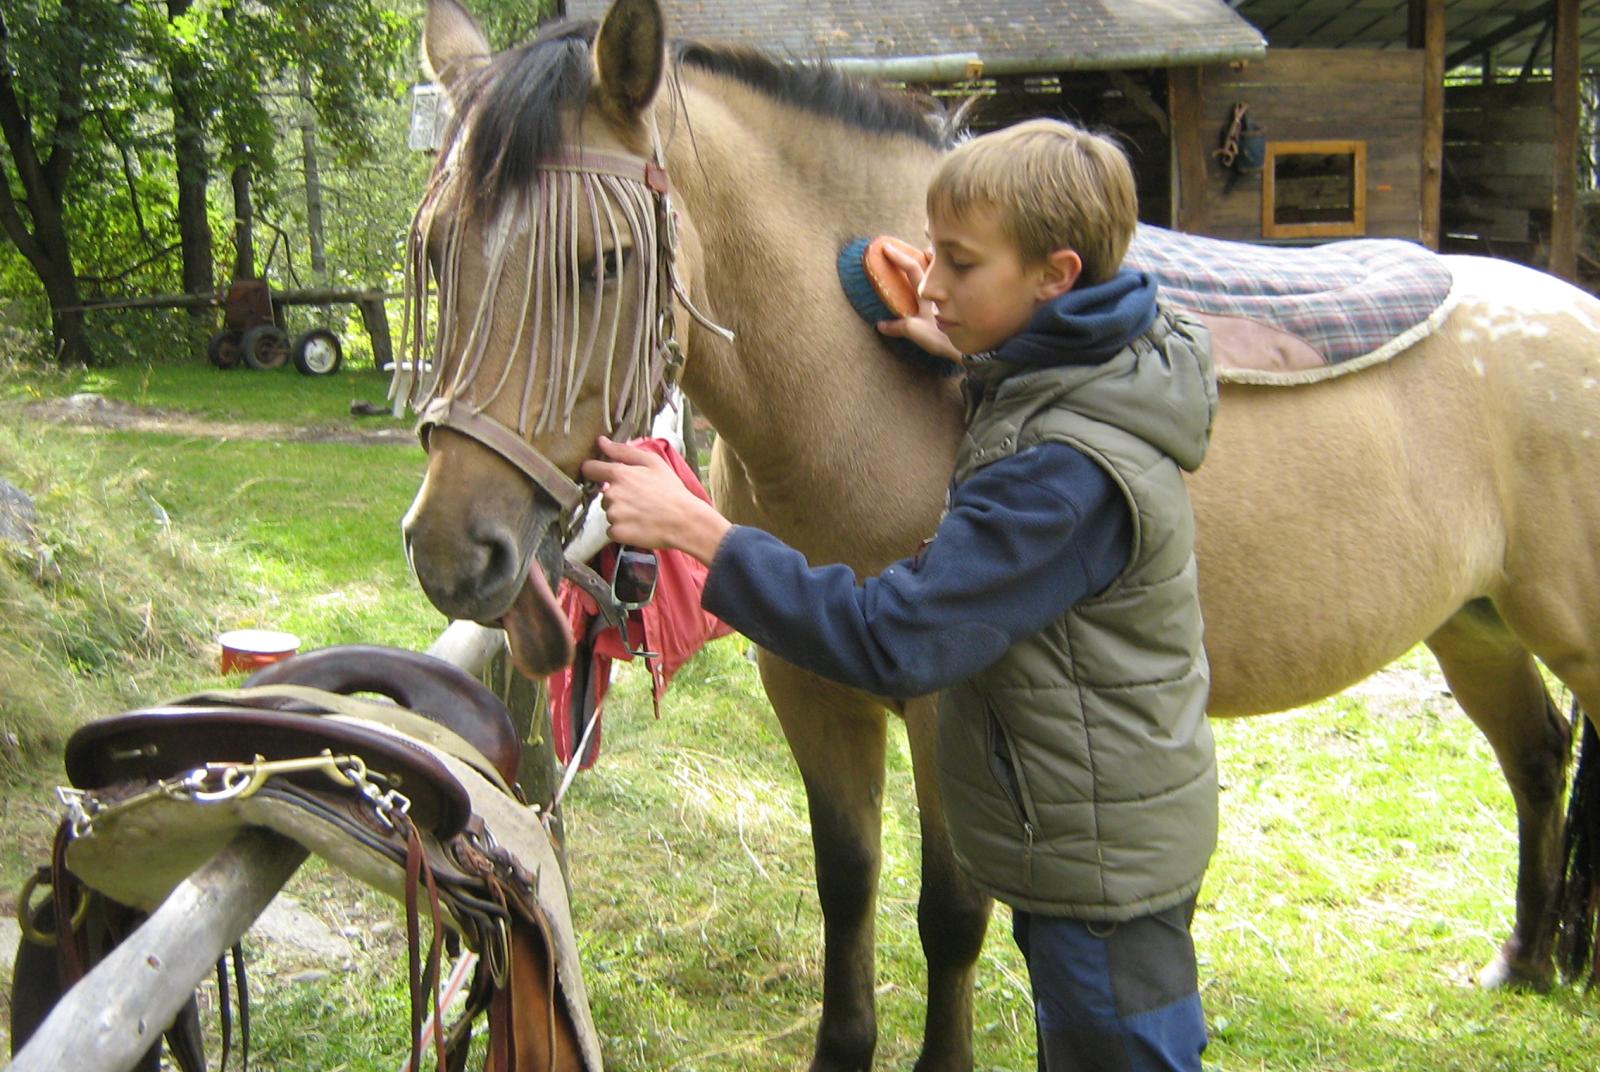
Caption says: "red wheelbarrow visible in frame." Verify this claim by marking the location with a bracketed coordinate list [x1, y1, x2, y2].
[206, 278, 343, 375]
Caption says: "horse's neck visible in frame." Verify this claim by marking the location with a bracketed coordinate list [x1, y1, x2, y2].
[663, 78, 964, 565]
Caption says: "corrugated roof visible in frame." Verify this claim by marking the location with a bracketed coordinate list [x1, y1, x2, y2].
[1235, 0, 1600, 71]
[565, 0, 1266, 74]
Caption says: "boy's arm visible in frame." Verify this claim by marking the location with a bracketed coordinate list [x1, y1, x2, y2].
[701, 444, 1130, 697]
[584, 435, 1130, 699]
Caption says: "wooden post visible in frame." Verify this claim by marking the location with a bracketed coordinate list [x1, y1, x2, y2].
[1551, 0, 1579, 280]
[5, 831, 307, 1072]
[426, 621, 566, 869]
[1168, 65, 1207, 233]
[1410, 0, 1445, 250]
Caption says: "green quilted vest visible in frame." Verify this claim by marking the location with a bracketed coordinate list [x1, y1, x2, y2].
[939, 307, 1218, 920]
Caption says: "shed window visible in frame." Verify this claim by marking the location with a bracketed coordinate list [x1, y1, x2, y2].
[1262, 140, 1367, 239]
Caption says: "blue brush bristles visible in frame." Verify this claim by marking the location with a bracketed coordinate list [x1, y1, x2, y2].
[837, 238, 961, 378]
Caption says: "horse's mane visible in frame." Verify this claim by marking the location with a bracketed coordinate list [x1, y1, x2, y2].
[453, 18, 943, 213]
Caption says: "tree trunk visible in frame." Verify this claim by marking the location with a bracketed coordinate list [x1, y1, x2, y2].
[231, 160, 255, 280]
[0, 7, 96, 365]
[167, 0, 213, 306]
[298, 68, 327, 281]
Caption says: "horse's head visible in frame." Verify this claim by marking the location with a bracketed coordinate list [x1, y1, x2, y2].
[403, 0, 716, 677]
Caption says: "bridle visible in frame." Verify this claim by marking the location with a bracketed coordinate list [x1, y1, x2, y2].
[399, 135, 732, 539]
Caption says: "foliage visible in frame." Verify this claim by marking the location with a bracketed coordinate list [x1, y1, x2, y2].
[0, 0, 420, 364]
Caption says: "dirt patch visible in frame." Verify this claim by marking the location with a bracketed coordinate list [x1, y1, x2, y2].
[25, 393, 412, 445]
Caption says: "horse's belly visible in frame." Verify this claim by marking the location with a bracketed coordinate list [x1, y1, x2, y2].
[1189, 364, 1497, 718]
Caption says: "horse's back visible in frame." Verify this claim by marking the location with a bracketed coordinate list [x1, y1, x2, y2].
[1194, 253, 1600, 716]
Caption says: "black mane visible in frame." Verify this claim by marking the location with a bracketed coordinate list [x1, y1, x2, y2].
[458, 19, 942, 210]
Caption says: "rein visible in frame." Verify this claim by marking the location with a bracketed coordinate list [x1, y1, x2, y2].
[398, 138, 733, 533]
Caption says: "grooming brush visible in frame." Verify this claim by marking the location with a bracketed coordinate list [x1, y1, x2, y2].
[837, 236, 962, 376]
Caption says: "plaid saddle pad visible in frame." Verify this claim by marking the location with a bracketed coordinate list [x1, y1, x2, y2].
[1126, 225, 1455, 383]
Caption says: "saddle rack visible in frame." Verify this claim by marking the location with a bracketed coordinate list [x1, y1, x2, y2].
[7, 634, 600, 1072]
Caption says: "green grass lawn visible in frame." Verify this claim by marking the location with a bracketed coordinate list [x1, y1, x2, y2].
[4, 363, 1600, 1070]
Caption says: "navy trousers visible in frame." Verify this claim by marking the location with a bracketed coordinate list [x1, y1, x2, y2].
[1011, 898, 1207, 1072]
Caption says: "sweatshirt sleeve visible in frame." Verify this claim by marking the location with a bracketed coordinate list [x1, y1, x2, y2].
[701, 442, 1131, 698]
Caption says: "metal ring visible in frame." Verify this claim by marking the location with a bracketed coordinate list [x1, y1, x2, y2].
[17, 871, 89, 947]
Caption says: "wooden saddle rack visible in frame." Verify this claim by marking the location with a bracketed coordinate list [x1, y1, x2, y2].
[11, 644, 602, 1072]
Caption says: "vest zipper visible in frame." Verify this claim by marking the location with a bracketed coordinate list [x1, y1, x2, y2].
[985, 707, 1041, 889]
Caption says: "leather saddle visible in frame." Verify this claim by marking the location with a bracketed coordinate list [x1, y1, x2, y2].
[15, 645, 602, 1072]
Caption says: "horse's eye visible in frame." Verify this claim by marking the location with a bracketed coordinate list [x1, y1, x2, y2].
[587, 248, 628, 285]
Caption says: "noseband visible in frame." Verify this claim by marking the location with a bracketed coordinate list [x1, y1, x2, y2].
[400, 139, 732, 529]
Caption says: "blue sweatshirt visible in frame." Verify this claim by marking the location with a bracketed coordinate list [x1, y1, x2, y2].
[701, 270, 1160, 698]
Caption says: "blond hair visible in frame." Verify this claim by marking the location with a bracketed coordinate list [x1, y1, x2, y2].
[927, 119, 1138, 285]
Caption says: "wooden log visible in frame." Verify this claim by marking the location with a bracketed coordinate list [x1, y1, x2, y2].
[68, 286, 391, 314]
[426, 618, 505, 674]
[4, 830, 307, 1072]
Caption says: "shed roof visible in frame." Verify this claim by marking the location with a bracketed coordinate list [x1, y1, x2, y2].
[1235, 0, 1600, 71]
[565, 0, 1266, 76]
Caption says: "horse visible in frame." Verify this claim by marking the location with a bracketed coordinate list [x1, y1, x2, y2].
[400, 0, 1600, 1067]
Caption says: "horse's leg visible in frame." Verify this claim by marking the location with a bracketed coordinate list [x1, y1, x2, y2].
[903, 694, 992, 1072]
[1426, 602, 1572, 990]
[759, 653, 889, 1072]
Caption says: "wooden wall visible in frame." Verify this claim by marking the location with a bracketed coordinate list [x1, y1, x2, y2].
[1440, 81, 1555, 266]
[959, 71, 1175, 228]
[1171, 49, 1427, 242]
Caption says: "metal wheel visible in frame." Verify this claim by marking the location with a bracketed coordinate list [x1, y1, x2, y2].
[207, 330, 243, 370]
[242, 325, 291, 371]
[292, 329, 344, 375]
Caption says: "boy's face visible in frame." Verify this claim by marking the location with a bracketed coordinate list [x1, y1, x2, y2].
[920, 205, 1081, 356]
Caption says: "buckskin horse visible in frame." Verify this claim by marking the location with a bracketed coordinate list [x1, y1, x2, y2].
[401, 0, 1600, 1067]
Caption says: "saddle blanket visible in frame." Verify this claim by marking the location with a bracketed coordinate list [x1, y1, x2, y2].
[1126, 225, 1456, 385]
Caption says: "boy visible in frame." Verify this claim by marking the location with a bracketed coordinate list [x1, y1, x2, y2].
[582, 118, 1219, 1072]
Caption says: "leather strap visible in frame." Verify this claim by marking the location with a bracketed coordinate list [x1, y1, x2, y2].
[418, 398, 584, 513]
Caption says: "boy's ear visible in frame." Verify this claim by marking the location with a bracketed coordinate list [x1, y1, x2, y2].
[1035, 249, 1083, 301]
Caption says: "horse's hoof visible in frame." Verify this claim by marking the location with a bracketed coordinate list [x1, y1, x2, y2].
[1478, 953, 1554, 993]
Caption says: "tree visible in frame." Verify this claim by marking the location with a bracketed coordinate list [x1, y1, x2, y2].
[1, 0, 415, 365]
[0, 0, 133, 364]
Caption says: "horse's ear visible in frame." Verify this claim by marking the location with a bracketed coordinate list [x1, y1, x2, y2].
[594, 0, 665, 117]
[423, 0, 492, 95]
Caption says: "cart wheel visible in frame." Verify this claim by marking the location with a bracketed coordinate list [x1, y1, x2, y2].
[292, 329, 344, 375]
[207, 330, 243, 369]
[242, 325, 291, 371]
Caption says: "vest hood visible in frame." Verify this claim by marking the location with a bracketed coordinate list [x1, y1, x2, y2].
[994, 269, 1160, 369]
[970, 303, 1217, 473]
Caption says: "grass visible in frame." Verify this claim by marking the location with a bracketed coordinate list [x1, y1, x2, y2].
[0, 360, 409, 432]
[4, 362, 1600, 1070]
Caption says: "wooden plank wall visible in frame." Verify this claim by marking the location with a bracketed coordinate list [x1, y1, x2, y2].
[1171, 50, 1426, 242]
[1441, 81, 1555, 266]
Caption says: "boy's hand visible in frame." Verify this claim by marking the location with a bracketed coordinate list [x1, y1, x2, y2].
[874, 243, 963, 362]
[580, 437, 733, 566]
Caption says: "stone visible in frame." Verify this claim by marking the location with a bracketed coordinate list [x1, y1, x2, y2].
[0, 478, 37, 545]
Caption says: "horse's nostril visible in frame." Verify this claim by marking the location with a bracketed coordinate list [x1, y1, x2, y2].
[477, 526, 521, 589]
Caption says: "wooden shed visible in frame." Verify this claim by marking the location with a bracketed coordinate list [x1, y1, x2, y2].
[1215, 0, 1599, 282]
[567, 0, 1598, 282]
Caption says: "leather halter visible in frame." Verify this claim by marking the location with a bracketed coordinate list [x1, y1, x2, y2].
[415, 145, 729, 528]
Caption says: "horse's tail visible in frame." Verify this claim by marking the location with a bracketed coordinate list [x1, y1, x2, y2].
[1556, 699, 1600, 984]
